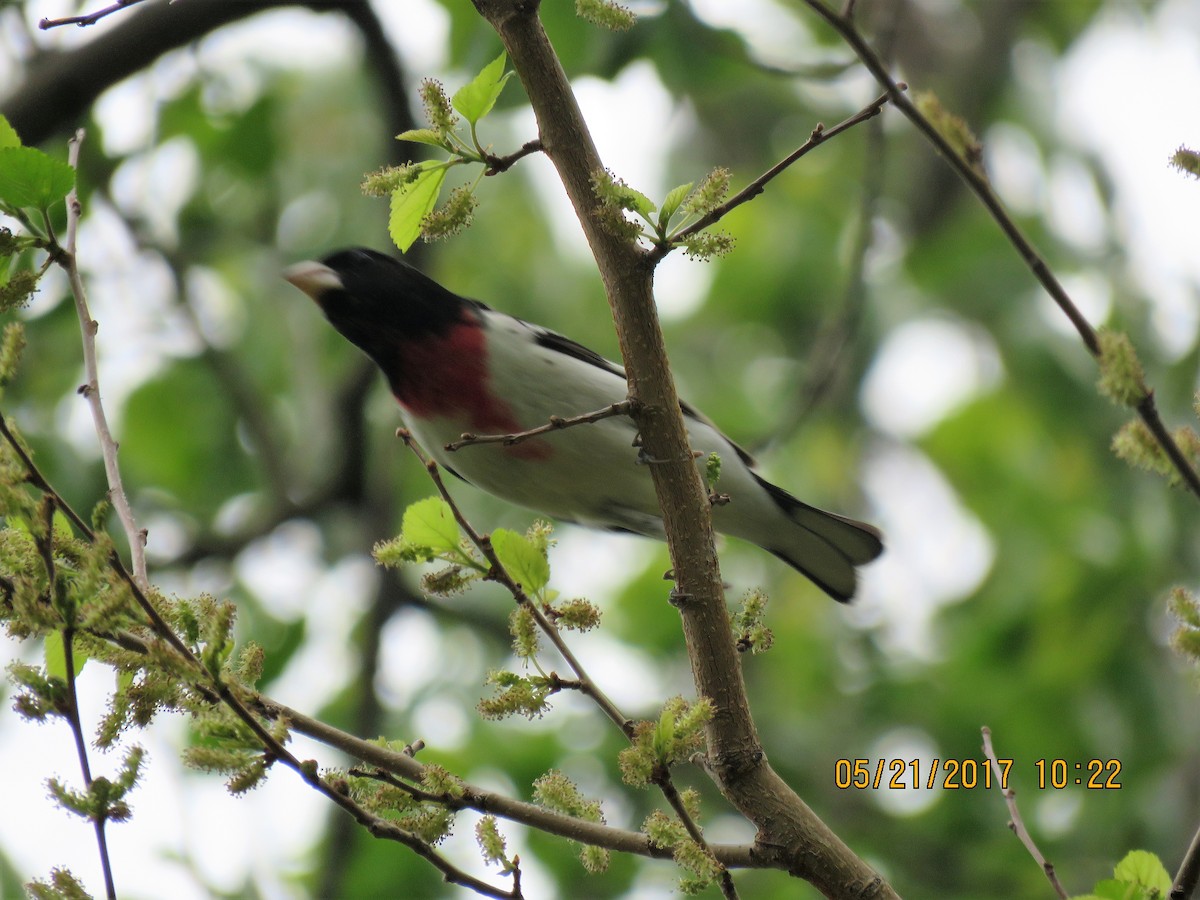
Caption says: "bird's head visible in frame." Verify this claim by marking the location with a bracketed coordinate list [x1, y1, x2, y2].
[283, 247, 470, 360]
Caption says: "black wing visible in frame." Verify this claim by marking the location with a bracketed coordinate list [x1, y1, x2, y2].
[533, 322, 757, 469]
[533, 327, 627, 379]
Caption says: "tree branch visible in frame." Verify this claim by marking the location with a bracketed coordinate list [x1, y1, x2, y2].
[254, 692, 762, 868]
[444, 400, 633, 452]
[34, 498, 118, 900]
[66, 610, 768, 871]
[659, 89, 894, 257]
[399, 429, 633, 735]
[399, 430, 743, 884]
[982, 727, 1069, 899]
[654, 770, 738, 899]
[39, 0, 147, 30]
[468, 2, 895, 896]
[3, 1, 395, 147]
[484, 138, 544, 175]
[57, 130, 150, 589]
[800, 0, 1200, 502]
[0, 411, 524, 899]
[1171, 820, 1200, 900]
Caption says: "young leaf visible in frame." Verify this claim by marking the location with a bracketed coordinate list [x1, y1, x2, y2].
[397, 128, 448, 148]
[0, 115, 21, 150]
[452, 52, 513, 126]
[0, 147, 76, 211]
[44, 633, 67, 681]
[653, 705, 675, 759]
[619, 184, 656, 218]
[45, 632, 87, 680]
[1112, 850, 1171, 892]
[491, 528, 549, 594]
[389, 163, 447, 252]
[401, 497, 461, 554]
[658, 181, 693, 230]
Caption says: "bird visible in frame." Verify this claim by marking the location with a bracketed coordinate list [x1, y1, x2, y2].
[283, 247, 882, 601]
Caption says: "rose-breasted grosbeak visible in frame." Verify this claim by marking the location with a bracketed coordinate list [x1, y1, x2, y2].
[284, 247, 882, 601]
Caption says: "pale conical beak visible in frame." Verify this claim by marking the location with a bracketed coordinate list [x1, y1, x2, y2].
[282, 260, 343, 300]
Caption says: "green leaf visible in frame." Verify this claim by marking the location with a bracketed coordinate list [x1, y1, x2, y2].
[389, 162, 446, 252]
[396, 128, 448, 148]
[44, 633, 66, 680]
[1081, 882, 1141, 900]
[658, 181, 693, 229]
[1112, 850, 1171, 892]
[45, 632, 86, 680]
[0, 115, 21, 150]
[653, 706, 675, 758]
[451, 52, 513, 126]
[491, 528, 549, 594]
[51, 509, 74, 544]
[401, 497, 461, 554]
[621, 185, 656, 218]
[0, 147, 75, 211]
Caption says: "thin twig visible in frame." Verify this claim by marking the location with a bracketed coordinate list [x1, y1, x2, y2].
[981, 727, 1069, 899]
[790, 0, 897, 433]
[800, 0, 1200, 502]
[1171, 821, 1200, 899]
[400, 428, 733, 879]
[39, 0, 145, 29]
[0, 416, 520, 900]
[445, 400, 633, 452]
[0, 411, 196, 666]
[655, 770, 739, 899]
[773, 70, 890, 441]
[656, 90, 894, 259]
[260, 691, 760, 867]
[79, 619, 763, 869]
[58, 130, 150, 589]
[35, 498, 118, 900]
[62, 624, 119, 900]
[484, 138, 544, 176]
[400, 429, 634, 734]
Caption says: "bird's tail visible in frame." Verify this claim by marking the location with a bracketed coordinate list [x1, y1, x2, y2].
[753, 474, 883, 603]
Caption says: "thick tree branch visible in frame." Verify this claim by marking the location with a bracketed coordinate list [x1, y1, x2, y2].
[469, 2, 895, 896]
[3, 1, 403, 147]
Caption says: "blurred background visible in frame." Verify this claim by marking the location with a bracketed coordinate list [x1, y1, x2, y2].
[2, 0, 1199, 896]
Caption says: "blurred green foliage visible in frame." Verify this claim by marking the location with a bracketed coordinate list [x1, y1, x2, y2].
[2, 0, 1198, 897]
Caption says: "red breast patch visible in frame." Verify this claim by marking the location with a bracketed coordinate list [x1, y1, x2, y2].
[393, 312, 551, 461]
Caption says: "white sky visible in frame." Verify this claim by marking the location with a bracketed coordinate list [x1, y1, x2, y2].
[2, 0, 1199, 896]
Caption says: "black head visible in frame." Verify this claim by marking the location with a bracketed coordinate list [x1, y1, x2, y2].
[284, 247, 471, 363]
